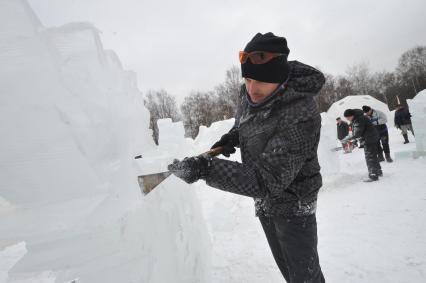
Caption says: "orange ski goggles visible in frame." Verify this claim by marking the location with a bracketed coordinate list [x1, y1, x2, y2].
[239, 51, 286, 64]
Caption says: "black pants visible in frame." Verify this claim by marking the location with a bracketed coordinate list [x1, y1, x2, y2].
[364, 142, 382, 176]
[259, 214, 325, 283]
[375, 125, 390, 156]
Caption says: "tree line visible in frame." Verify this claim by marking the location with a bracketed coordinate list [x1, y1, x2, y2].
[316, 46, 426, 112]
[144, 66, 242, 140]
[144, 45, 426, 141]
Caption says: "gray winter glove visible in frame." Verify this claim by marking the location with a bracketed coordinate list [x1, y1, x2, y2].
[167, 155, 211, 184]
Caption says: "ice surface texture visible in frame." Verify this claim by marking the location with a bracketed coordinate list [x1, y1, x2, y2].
[0, 1, 209, 282]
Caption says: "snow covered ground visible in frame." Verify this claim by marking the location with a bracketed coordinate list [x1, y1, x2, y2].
[1, 1, 426, 282]
[194, 124, 426, 282]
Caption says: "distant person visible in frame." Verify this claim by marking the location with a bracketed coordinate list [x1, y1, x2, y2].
[343, 109, 382, 182]
[336, 117, 351, 152]
[394, 104, 415, 144]
[336, 117, 349, 140]
[362, 105, 393, 163]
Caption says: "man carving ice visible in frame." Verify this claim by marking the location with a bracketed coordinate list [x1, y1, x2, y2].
[168, 32, 326, 283]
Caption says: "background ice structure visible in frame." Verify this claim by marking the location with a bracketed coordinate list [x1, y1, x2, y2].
[0, 1, 209, 282]
[408, 89, 426, 154]
[1, 1, 426, 283]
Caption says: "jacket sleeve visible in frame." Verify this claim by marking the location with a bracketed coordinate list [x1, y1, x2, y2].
[351, 118, 367, 139]
[287, 61, 325, 94]
[394, 112, 400, 127]
[376, 110, 388, 124]
[204, 120, 320, 198]
[343, 123, 349, 135]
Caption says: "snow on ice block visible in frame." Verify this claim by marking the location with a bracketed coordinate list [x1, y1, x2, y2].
[194, 118, 235, 150]
[0, 242, 27, 282]
[319, 113, 340, 175]
[136, 118, 195, 176]
[408, 89, 426, 153]
[394, 150, 426, 160]
[157, 118, 188, 150]
[394, 150, 414, 160]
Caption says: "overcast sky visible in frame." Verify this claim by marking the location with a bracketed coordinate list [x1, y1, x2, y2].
[29, 0, 426, 100]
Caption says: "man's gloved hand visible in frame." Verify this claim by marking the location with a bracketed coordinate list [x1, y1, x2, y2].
[211, 131, 239, 157]
[167, 155, 211, 184]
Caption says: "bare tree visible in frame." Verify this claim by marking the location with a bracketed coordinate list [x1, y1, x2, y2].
[215, 66, 243, 119]
[144, 89, 180, 144]
[178, 45, 425, 137]
[180, 66, 243, 138]
[396, 46, 426, 96]
[181, 91, 219, 138]
[345, 62, 372, 96]
[315, 73, 336, 112]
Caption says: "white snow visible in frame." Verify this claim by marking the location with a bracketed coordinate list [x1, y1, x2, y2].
[1, 1, 426, 282]
[318, 113, 341, 176]
[192, 115, 426, 283]
[0, 243, 27, 283]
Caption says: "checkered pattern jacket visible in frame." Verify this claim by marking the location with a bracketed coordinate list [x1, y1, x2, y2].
[203, 61, 325, 217]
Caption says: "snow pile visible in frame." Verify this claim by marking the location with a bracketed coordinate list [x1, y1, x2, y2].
[0, 1, 209, 282]
[136, 119, 196, 176]
[408, 89, 426, 154]
[0, 243, 27, 283]
[194, 119, 235, 154]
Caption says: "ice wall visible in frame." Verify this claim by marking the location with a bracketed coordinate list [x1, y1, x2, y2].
[318, 113, 341, 176]
[408, 89, 426, 154]
[0, 1, 209, 282]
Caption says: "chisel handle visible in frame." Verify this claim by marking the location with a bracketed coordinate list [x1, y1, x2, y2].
[203, 146, 224, 157]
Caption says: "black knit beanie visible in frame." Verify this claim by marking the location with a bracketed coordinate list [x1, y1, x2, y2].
[344, 109, 356, 117]
[241, 32, 290, 83]
[362, 105, 371, 113]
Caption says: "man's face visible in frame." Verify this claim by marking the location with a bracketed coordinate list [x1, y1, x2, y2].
[245, 78, 280, 103]
[336, 119, 341, 124]
[367, 109, 373, 116]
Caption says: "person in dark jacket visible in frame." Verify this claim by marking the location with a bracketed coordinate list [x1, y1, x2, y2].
[336, 117, 352, 152]
[394, 104, 415, 144]
[336, 117, 349, 140]
[168, 32, 325, 283]
[343, 109, 382, 181]
[362, 105, 393, 162]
